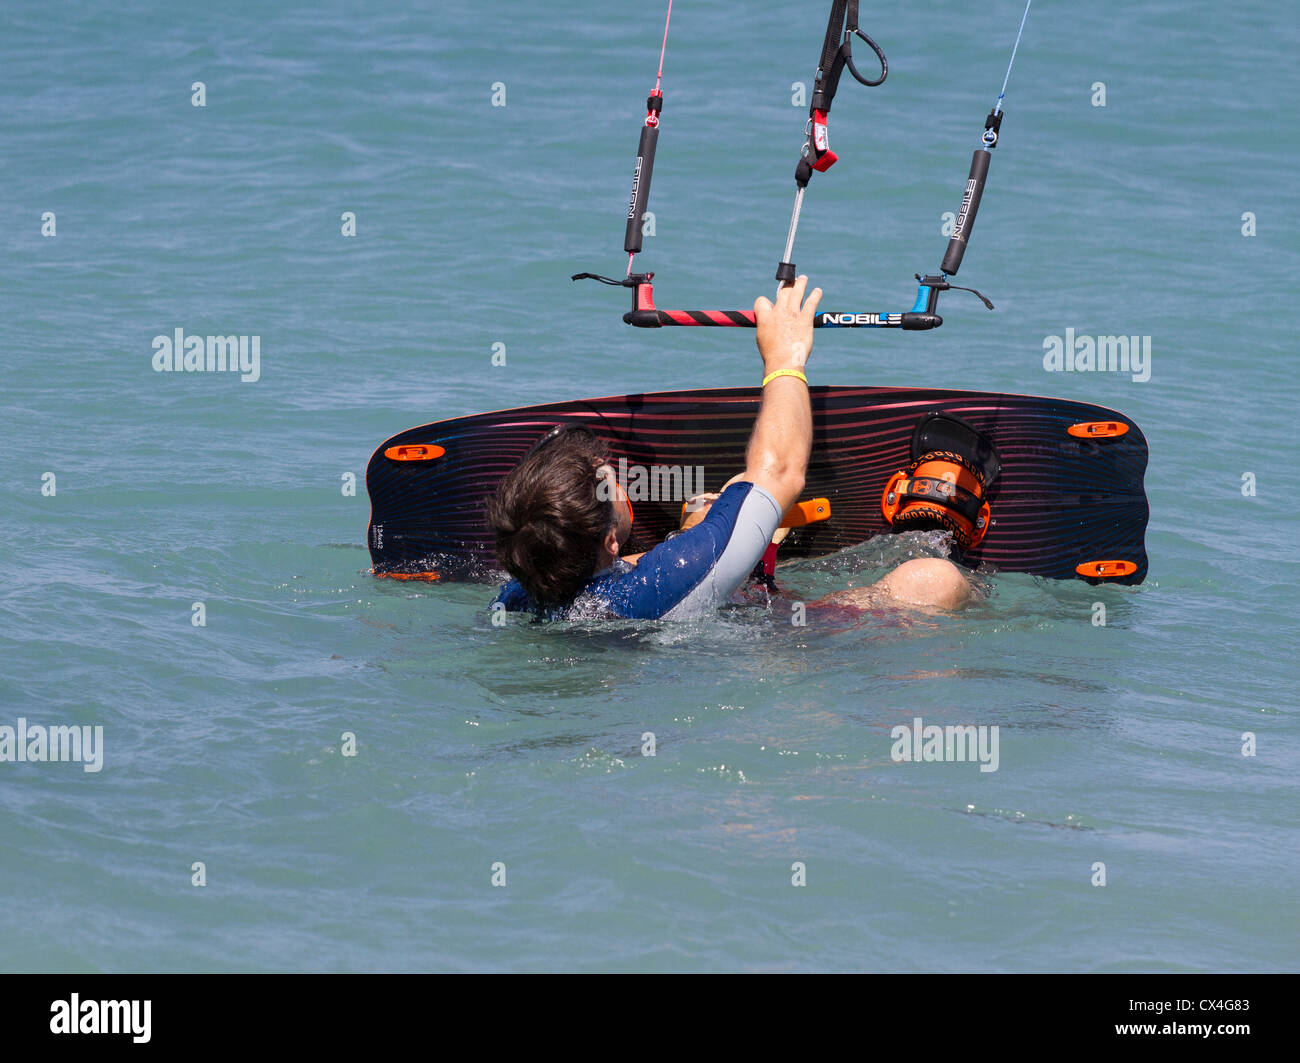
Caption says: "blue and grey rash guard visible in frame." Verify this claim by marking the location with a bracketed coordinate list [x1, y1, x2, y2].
[494, 481, 783, 620]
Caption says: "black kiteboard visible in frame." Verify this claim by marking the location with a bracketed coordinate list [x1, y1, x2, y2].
[366, 386, 1149, 585]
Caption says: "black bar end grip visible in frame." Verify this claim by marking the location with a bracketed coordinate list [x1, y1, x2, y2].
[623, 310, 663, 328]
[940, 148, 992, 276]
[623, 124, 659, 255]
[901, 313, 943, 331]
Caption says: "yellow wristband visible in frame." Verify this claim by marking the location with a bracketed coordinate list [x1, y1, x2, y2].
[762, 368, 808, 387]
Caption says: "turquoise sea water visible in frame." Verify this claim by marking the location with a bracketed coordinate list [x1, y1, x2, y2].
[1, 0, 1296, 971]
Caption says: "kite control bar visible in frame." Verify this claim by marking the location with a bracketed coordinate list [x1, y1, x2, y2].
[573, 0, 1032, 333]
[570, 272, 991, 330]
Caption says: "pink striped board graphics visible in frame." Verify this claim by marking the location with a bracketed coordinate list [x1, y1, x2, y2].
[366, 386, 1149, 585]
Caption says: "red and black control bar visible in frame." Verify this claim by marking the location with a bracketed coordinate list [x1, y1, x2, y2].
[575, 0, 1027, 332]
[571, 271, 991, 330]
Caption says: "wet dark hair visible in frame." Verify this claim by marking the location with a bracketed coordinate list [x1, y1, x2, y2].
[486, 427, 615, 609]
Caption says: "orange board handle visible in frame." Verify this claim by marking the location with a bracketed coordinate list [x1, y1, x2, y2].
[384, 444, 446, 462]
[780, 498, 832, 528]
[1067, 421, 1129, 439]
[1075, 559, 1138, 578]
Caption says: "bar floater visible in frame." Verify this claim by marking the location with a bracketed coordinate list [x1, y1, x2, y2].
[624, 91, 663, 255]
[942, 0, 1031, 274]
[940, 108, 1002, 276]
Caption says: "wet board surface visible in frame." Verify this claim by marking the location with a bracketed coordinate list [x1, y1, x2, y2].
[366, 386, 1149, 585]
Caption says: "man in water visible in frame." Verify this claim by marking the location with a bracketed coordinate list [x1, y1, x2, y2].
[488, 277, 969, 620]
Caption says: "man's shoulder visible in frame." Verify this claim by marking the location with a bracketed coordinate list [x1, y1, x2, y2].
[495, 579, 533, 611]
[494, 562, 634, 617]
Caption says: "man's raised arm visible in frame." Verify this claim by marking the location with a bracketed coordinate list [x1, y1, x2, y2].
[742, 275, 823, 513]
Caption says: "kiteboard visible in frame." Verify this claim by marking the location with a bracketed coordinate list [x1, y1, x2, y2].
[366, 386, 1149, 586]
